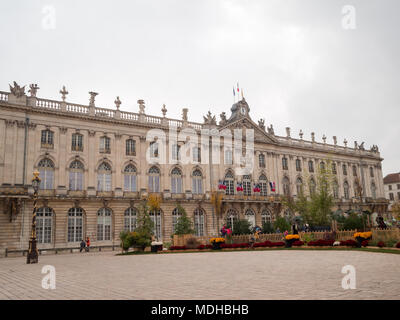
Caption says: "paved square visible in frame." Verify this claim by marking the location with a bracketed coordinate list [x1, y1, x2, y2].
[0, 250, 399, 299]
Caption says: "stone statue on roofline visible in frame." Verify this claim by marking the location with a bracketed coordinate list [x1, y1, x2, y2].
[219, 112, 227, 125]
[258, 118, 265, 131]
[267, 124, 274, 135]
[28, 84, 39, 97]
[9, 81, 25, 98]
[203, 111, 216, 125]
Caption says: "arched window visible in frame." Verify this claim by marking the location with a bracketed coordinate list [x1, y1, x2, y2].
[333, 180, 339, 199]
[38, 158, 54, 190]
[149, 209, 162, 240]
[243, 175, 252, 196]
[245, 209, 255, 229]
[353, 165, 357, 176]
[172, 207, 182, 233]
[41, 129, 54, 148]
[36, 207, 53, 243]
[370, 167, 374, 178]
[194, 208, 205, 236]
[226, 209, 238, 230]
[261, 209, 272, 226]
[259, 174, 268, 196]
[320, 161, 325, 171]
[68, 207, 83, 242]
[284, 209, 292, 220]
[309, 178, 316, 196]
[126, 139, 136, 156]
[259, 154, 265, 168]
[296, 159, 302, 172]
[100, 136, 110, 153]
[343, 164, 348, 176]
[308, 160, 314, 173]
[148, 166, 160, 192]
[171, 168, 183, 194]
[371, 182, 377, 199]
[344, 181, 350, 199]
[283, 177, 290, 196]
[124, 207, 137, 231]
[282, 157, 288, 170]
[69, 160, 84, 191]
[224, 171, 234, 195]
[296, 177, 303, 196]
[97, 208, 112, 241]
[124, 164, 137, 192]
[97, 162, 112, 191]
[192, 169, 203, 194]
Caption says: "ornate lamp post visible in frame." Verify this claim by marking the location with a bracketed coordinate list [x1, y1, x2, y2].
[27, 171, 41, 264]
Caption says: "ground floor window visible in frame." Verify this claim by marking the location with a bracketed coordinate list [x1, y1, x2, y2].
[36, 207, 53, 244]
[124, 207, 137, 231]
[226, 209, 238, 231]
[150, 210, 162, 241]
[194, 208, 205, 236]
[245, 209, 256, 228]
[68, 208, 83, 242]
[97, 208, 112, 241]
[261, 209, 272, 225]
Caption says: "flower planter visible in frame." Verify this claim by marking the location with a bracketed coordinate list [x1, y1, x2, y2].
[285, 239, 296, 248]
[212, 242, 222, 250]
[355, 237, 363, 248]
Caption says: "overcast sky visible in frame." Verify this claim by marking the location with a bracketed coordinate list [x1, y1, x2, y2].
[0, 0, 398, 176]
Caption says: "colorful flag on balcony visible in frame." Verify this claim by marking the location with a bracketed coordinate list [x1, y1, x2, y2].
[253, 183, 261, 193]
[218, 180, 227, 190]
[269, 181, 276, 192]
[236, 182, 243, 192]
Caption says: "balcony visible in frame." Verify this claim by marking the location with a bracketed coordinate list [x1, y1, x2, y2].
[68, 190, 86, 198]
[71, 145, 83, 152]
[99, 148, 111, 154]
[41, 143, 54, 149]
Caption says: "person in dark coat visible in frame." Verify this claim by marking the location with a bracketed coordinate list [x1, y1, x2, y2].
[292, 224, 298, 235]
[79, 239, 86, 252]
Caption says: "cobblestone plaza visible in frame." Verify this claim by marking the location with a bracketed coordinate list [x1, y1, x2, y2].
[0, 250, 399, 300]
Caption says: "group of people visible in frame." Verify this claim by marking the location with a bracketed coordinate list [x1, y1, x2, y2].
[220, 225, 232, 237]
[79, 237, 91, 252]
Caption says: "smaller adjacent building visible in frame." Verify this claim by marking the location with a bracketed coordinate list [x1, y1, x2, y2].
[383, 172, 400, 211]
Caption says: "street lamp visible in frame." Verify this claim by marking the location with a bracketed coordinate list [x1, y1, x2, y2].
[27, 171, 40, 264]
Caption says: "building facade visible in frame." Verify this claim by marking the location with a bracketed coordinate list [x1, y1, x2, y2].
[383, 172, 400, 211]
[0, 82, 388, 255]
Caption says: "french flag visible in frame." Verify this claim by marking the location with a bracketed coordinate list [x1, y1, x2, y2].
[236, 182, 243, 192]
[218, 180, 227, 190]
[253, 183, 260, 193]
[270, 182, 276, 192]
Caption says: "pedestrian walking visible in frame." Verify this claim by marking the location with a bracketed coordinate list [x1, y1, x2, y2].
[85, 236, 90, 252]
[79, 239, 86, 252]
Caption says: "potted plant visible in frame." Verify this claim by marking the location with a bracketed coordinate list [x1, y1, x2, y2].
[353, 231, 372, 248]
[284, 234, 300, 248]
[210, 237, 225, 250]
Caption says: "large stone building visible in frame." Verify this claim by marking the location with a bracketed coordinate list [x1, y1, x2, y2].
[0, 82, 388, 255]
[383, 172, 400, 212]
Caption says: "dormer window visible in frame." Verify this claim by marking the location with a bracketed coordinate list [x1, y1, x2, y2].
[240, 106, 246, 115]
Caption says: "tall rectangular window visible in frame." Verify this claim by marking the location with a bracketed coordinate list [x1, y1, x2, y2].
[72, 133, 83, 151]
[41, 130, 54, 148]
[126, 139, 136, 156]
